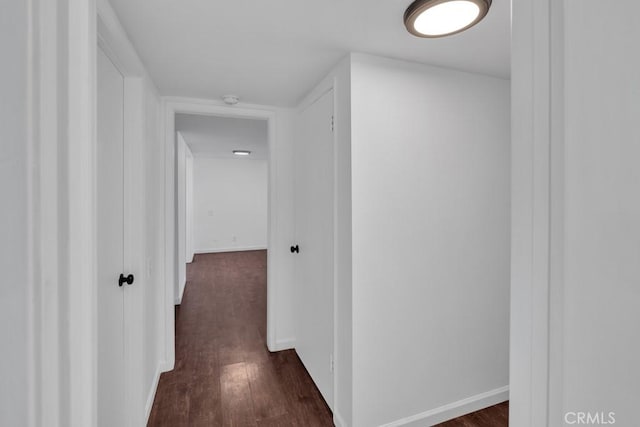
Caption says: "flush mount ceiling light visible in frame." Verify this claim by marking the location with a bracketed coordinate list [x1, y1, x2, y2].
[404, 0, 491, 38]
[222, 94, 240, 105]
[233, 150, 251, 156]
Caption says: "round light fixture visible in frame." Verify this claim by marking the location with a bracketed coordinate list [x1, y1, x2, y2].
[404, 0, 491, 38]
[233, 150, 251, 156]
[223, 94, 240, 105]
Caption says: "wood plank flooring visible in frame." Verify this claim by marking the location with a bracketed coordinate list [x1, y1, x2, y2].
[147, 249, 508, 427]
[147, 251, 333, 426]
[434, 402, 509, 427]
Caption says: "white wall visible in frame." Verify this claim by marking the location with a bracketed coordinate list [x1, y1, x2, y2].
[333, 57, 353, 427]
[141, 78, 166, 422]
[176, 132, 188, 302]
[562, 5, 640, 423]
[350, 54, 510, 426]
[185, 150, 194, 263]
[193, 157, 268, 252]
[0, 1, 30, 424]
[270, 108, 297, 349]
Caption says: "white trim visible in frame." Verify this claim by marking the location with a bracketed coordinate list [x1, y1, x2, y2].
[26, 1, 38, 426]
[66, 2, 98, 426]
[163, 97, 280, 353]
[334, 412, 348, 427]
[34, 0, 61, 423]
[31, 1, 99, 425]
[144, 364, 163, 425]
[175, 280, 185, 306]
[271, 337, 296, 352]
[510, 0, 564, 426]
[379, 386, 509, 427]
[194, 246, 268, 254]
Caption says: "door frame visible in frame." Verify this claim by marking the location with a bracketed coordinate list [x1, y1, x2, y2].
[97, 0, 159, 424]
[510, 0, 565, 426]
[163, 97, 279, 354]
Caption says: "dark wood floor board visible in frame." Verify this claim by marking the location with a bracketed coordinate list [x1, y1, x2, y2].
[245, 361, 289, 421]
[219, 362, 258, 427]
[435, 401, 509, 427]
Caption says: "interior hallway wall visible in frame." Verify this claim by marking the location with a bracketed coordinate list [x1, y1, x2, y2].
[185, 151, 194, 263]
[141, 77, 167, 423]
[175, 132, 191, 302]
[193, 157, 268, 253]
[559, 2, 639, 424]
[0, 0, 30, 424]
[350, 54, 510, 426]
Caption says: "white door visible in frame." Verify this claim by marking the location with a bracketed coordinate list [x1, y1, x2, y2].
[294, 90, 335, 408]
[97, 47, 126, 427]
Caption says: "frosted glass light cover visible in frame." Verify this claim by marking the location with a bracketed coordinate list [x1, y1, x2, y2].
[404, 0, 491, 38]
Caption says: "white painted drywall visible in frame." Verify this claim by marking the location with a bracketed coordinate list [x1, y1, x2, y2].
[107, 0, 510, 106]
[193, 157, 268, 253]
[185, 150, 194, 263]
[176, 132, 187, 302]
[0, 1, 29, 424]
[350, 54, 510, 426]
[270, 108, 297, 349]
[332, 58, 353, 427]
[141, 78, 166, 422]
[561, 2, 640, 424]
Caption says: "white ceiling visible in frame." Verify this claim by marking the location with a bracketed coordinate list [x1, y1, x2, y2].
[109, 0, 510, 107]
[176, 114, 268, 160]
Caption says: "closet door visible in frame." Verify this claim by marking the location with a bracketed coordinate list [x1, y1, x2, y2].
[293, 89, 335, 408]
[97, 46, 126, 427]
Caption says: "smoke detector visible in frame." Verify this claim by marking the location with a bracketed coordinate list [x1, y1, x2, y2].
[222, 95, 240, 105]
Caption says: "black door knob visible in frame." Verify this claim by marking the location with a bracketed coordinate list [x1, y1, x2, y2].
[290, 245, 299, 254]
[118, 273, 134, 287]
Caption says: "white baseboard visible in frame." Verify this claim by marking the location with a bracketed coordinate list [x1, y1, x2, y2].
[268, 337, 295, 352]
[194, 246, 267, 254]
[175, 280, 186, 305]
[159, 359, 174, 373]
[144, 364, 163, 425]
[334, 412, 348, 427]
[380, 386, 509, 427]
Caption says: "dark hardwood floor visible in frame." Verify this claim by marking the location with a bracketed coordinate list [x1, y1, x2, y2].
[147, 250, 333, 426]
[147, 249, 508, 427]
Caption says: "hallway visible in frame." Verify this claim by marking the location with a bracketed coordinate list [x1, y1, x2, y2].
[147, 251, 333, 426]
[146, 250, 508, 427]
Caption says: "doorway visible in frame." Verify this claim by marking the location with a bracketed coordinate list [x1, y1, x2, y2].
[163, 100, 281, 362]
[174, 114, 270, 304]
